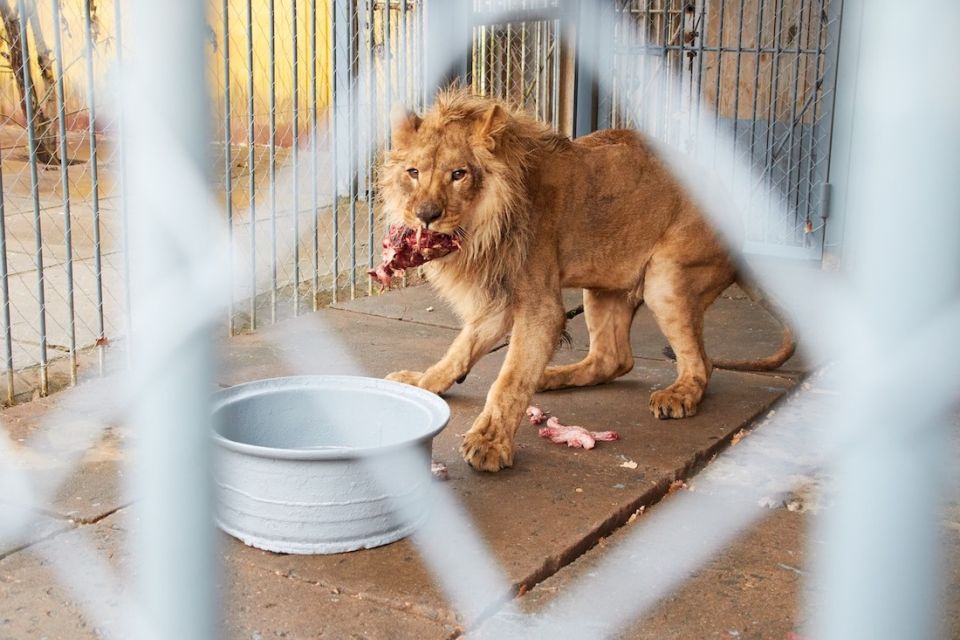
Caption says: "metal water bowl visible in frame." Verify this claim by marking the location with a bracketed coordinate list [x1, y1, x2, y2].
[212, 375, 450, 554]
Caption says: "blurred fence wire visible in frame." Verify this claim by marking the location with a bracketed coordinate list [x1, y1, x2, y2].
[0, 0, 958, 639]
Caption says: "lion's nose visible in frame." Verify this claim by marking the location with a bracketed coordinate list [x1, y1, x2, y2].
[415, 203, 442, 226]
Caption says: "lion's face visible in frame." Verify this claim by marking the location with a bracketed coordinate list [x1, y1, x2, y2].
[382, 105, 507, 238]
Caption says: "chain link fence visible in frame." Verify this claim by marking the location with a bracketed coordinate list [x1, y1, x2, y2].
[602, 0, 841, 259]
[470, 0, 563, 128]
[0, 0, 842, 402]
[0, 0, 426, 403]
[0, 0, 126, 404]
[211, 0, 425, 330]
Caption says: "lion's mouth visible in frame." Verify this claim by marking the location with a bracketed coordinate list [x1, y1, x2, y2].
[368, 224, 462, 290]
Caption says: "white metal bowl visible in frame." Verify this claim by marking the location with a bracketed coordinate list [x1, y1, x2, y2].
[211, 375, 449, 554]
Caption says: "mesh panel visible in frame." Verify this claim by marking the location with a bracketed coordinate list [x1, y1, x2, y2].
[605, 0, 841, 257]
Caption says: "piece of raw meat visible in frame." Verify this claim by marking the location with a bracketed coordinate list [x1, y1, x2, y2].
[431, 460, 449, 480]
[368, 224, 462, 290]
[525, 405, 548, 425]
[537, 416, 620, 450]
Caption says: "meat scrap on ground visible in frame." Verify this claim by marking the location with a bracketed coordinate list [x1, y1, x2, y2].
[525, 405, 548, 425]
[537, 416, 620, 450]
[431, 460, 449, 480]
[368, 224, 462, 290]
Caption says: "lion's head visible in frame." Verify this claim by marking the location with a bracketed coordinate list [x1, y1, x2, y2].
[378, 89, 570, 306]
[380, 90, 518, 238]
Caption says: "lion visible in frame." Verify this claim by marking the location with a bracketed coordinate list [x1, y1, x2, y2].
[379, 88, 794, 472]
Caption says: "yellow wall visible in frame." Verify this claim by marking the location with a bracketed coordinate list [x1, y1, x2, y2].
[0, 0, 333, 146]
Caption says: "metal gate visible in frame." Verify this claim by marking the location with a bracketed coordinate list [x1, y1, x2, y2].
[605, 0, 842, 260]
[0, 0, 841, 402]
[469, 0, 843, 260]
[469, 0, 566, 130]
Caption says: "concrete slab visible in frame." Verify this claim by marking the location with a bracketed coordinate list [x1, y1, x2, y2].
[0, 512, 126, 640]
[216, 304, 795, 625]
[0, 510, 73, 559]
[334, 284, 808, 375]
[223, 545, 457, 640]
[510, 506, 812, 639]
[1, 396, 129, 523]
[0, 508, 458, 640]
[489, 501, 960, 640]
[217, 310, 458, 386]
[2, 285, 806, 637]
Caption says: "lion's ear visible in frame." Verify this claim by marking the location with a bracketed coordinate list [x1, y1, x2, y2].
[473, 104, 508, 151]
[391, 107, 422, 148]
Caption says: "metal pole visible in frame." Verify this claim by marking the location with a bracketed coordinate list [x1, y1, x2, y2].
[269, 0, 278, 322]
[16, 0, 48, 397]
[478, 23, 486, 96]
[798, 0, 825, 234]
[806, 0, 841, 259]
[223, 0, 234, 333]
[811, 2, 960, 637]
[746, 0, 766, 237]
[781, 0, 808, 242]
[730, 0, 746, 177]
[310, 0, 319, 310]
[693, 0, 706, 140]
[551, 19, 560, 129]
[533, 22, 541, 119]
[246, 0, 257, 329]
[762, 0, 786, 237]
[366, 0, 376, 297]
[656, 0, 669, 139]
[349, 0, 359, 299]
[505, 22, 512, 103]
[0, 143, 13, 405]
[330, 0, 339, 304]
[113, 0, 131, 348]
[82, 0, 105, 375]
[713, 0, 726, 150]
[292, 0, 300, 315]
[419, 0, 426, 109]
[400, 0, 408, 103]
[51, 0, 77, 386]
[124, 0, 218, 634]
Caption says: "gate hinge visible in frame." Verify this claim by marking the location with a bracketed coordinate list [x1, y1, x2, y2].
[819, 182, 832, 220]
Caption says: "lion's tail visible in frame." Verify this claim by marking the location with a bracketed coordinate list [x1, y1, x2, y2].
[711, 275, 796, 371]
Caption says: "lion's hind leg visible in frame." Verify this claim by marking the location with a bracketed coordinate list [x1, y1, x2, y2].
[643, 260, 727, 419]
[538, 289, 638, 391]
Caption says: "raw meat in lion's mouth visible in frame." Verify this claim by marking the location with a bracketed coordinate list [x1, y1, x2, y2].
[537, 416, 620, 450]
[368, 224, 462, 290]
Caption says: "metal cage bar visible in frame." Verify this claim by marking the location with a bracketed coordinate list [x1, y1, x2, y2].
[16, 0, 48, 397]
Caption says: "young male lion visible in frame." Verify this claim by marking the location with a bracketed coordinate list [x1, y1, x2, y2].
[379, 88, 793, 472]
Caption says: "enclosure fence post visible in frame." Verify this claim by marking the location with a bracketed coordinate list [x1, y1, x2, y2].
[15, 0, 48, 397]
[124, 0, 219, 636]
[0, 146, 12, 405]
[810, 1, 960, 638]
[82, 0, 106, 375]
[223, 0, 234, 334]
[51, 0, 77, 386]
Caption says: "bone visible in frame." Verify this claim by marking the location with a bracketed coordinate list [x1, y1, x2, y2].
[537, 416, 620, 450]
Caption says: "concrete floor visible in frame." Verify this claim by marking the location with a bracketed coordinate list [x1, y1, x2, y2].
[1, 283, 957, 639]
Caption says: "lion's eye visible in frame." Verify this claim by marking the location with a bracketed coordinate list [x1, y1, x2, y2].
[406, 168, 419, 179]
[451, 168, 467, 181]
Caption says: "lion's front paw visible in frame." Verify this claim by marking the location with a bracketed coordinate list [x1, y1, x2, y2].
[459, 413, 515, 472]
[649, 384, 702, 419]
[386, 370, 424, 387]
